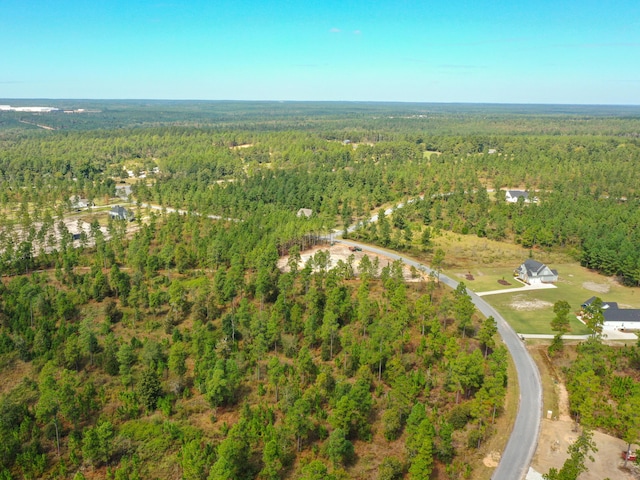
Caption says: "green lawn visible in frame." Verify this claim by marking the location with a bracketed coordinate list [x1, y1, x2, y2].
[445, 262, 640, 335]
[448, 267, 522, 293]
[487, 289, 591, 335]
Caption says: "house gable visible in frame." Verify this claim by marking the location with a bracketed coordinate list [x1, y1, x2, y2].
[515, 259, 558, 284]
[505, 190, 529, 203]
[297, 208, 313, 218]
[109, 205, 134, 221]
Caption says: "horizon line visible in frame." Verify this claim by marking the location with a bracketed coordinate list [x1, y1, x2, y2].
[1, 98, 640, 108]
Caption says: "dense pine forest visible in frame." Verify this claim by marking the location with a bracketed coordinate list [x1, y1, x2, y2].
[0, 101, 639, 479]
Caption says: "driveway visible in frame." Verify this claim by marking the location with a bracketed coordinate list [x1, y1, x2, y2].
[477, 282, 557, 297]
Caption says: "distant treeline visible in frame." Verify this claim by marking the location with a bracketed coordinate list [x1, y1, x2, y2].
[1, 105, 639, 284]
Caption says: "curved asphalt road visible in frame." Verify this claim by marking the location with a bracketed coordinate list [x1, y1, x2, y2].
[337, 239, 541, 480]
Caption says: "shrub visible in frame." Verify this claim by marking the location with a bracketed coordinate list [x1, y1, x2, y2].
[378, 456, 404, 480]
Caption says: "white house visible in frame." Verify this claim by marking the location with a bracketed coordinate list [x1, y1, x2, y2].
[297, 208, 313, 218]
[69, 195, 91, 210]
[514, 259, 558, 284]
[581, 297, 640, 330]
[505, 190, 530, 203]
[115, 185, 132, 199]
[109, 205, 135, 221]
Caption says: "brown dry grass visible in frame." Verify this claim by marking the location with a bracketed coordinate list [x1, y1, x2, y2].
[433, 230, 568, 270]
[475, 348, 520, 479]
[0, 354, 33, 396]
[346, 425, 407, 479]
[529, 345, 560, 419]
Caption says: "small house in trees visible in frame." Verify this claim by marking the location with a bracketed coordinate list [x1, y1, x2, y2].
[581, 297, 640, 330]
[70, 195, 91, 210]
[115, 184, 132, 199]
[297, 208, 313, 218]
[109, 205, 135, 221]
[514, 259, 558, 284]
[505, 190, 530, 203]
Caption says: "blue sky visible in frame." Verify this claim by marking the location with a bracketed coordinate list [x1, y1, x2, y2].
[1, 0, 639, 103]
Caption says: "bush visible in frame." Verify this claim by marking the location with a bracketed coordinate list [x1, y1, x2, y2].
[325, 428, 354, 466]
[82, 421, 114, 466]
[378, 456, 404, 480]
[448, 403, 472, 430]
[382, 407, 404, 441]
[467, 427, 484, 449]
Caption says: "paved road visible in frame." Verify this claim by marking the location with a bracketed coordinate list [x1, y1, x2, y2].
[337, 239, 542, 480]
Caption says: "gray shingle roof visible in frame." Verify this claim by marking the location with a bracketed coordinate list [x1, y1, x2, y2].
[508, 190, 529, 199]
[523, 259, 545, 275]
[604, 309, 640, 323]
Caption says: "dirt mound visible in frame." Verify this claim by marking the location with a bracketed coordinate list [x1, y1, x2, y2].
[483, 451, 501, 468]
[509, 297, 553, 311]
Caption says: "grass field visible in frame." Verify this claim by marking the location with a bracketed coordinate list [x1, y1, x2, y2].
[436, 232, 640, 335]
[487, 288, 591, 335]
[434, 230, 567, 270]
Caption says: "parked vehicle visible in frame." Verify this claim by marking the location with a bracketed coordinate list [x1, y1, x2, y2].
[622, 450, 637, 461]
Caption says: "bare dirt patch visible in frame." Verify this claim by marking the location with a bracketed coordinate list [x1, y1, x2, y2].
[482, 451, 501, 468]
[532, 420, 639, 480]
[530, 345, 640, 480]
[0, 357, 32, 396]
[509, 296, 553, 311]
[278, 243, 427, 282]
[582, 281, 611, 294]
[555, 382, 572, 422]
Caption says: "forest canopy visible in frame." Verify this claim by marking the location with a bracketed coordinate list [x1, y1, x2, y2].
[0, 101, 639, 478]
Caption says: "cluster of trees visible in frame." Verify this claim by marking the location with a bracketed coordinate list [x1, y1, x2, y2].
[547, 298, 639, 479]
[0, 201, 508, 478]
[3, 101, 640, 136]
[561, 336, 640, 465]
[3, 103, 640, 284]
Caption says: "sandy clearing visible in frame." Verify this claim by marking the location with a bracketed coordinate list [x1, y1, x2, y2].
[277, 243, 427, 282]
[531, 421, 640, 480]
[582, 281, 611, 294]
[509, 297, 553, 311]
[483, 450, 501, 468]
[530, 346, 640, 480]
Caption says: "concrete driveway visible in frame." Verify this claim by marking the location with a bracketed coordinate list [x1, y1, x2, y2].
[477, 282, 557, 297]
